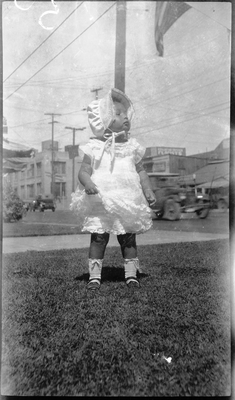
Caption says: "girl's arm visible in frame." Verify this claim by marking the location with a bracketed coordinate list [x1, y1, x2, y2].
[78, 154, 99, 194]
[136, 161, 156, 206]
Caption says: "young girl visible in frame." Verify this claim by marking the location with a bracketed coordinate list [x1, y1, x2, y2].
[70, 88, 156, 290]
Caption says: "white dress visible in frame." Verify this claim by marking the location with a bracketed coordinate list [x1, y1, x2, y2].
[70, 137, 153, 235]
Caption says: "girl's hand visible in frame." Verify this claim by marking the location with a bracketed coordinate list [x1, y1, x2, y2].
[144, 189, 156, 206]
[85, 182, 99, 195]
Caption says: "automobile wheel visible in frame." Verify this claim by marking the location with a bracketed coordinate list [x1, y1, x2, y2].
[217, 199, 228, 212]
[163, 199, 181, 220]
[52, 208, 55, 212]
[196, 201, 210, 219]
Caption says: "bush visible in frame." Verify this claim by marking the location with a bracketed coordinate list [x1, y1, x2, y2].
[3, 180, 24, 222]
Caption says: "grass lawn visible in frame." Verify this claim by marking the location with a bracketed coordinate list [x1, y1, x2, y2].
[3, 211, 83, 237]
[2, 239, 230, 396]
[3, 220, 82, 237]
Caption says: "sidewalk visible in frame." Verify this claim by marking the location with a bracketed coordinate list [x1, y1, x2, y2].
[2, 229, 229, 254]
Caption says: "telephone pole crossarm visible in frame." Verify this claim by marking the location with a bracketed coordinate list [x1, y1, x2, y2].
[91, 87, 103, 100]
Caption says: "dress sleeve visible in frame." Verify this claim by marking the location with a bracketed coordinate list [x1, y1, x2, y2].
[80, 142, 94, 161]
[132, 138, 146, 164]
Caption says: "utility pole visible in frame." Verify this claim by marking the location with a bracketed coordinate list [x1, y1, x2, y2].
[65, 126, 86, 192]
[91, 87, 103, 100]
[114, 1, 126, 92]
[44, 113, 61, 198]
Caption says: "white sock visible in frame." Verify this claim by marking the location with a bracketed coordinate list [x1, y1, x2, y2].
[124, 258, 139, 279]
[88, 259, 103, 280]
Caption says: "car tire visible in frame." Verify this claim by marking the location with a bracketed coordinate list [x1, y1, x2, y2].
[196, 201, 210, 219]
[217, 199, 228, 212]
[163, 199, 181, 220]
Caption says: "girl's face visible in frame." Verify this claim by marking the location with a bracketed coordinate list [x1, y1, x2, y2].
[109, 101, 131, 132]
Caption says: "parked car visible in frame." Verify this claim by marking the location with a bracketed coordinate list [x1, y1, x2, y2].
[39, 198, 56, 212]
[180, 188, 210, 219]
[30, 196, 56, 212]
[148, 173, 210, 220]
[205, 189, 229, 211]
[216, 195, 229, 211]
[148, 174, 182, 220]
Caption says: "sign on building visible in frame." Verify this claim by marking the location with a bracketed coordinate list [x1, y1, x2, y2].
[156, 147, 186, 156]
[153, 162, 166, 172]
[145, 146, 186, 157]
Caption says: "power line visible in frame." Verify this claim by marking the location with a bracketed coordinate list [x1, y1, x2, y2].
[3, 2, 84, 83]
[4, 2, 116, 101]
[13, 102, 228, 146]
[133, 101, 230, 134]
[5, 71, 229, 132]
[137, 100, 230, 123]
[130, 58, 228, 104]
[133, 106, 229, 137]
[6, 107, 87, 129]
[4, 30, 223, 89]
[134, 76, 229, 112]
[3, 29, 226, 92]
[5, 59, 228, 117]
[9, 118, 50, 129]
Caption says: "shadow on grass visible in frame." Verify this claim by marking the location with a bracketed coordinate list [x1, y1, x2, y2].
[74, 267, 149, 283]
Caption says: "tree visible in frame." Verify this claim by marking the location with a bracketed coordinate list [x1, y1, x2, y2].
[3, 179, 24, 222]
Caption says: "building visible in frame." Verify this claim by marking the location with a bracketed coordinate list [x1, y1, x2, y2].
[143, 139, 229, 176]
[189, 138, 230, 161]
[8, 140, 83, 209]
[177, 159, 229, 187]
[6, 138, 230, 210]
[145, 146, 186, 158]
[143, 152, 209, 176]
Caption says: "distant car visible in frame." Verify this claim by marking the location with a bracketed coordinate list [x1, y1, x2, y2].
[39, 198, 56, 212]
[148, 175, 182, 221]
[150, 186, 182, 220]
[30, 197, 56, 212]
[148, 173, 210, 220]
[216, 196, 229, 211]
[180, 189, 210, 219]
[207, 191, 229, 211]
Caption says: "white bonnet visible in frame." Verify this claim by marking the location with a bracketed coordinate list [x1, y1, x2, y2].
[87, 88, 134, 138]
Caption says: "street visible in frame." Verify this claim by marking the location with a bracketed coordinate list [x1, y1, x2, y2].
[22, 209, 229, 235]
[152, 211, 229, 235]
[3, 210, 229, 254]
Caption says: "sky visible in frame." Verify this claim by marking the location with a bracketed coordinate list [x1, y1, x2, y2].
[3, 1, 231, 156]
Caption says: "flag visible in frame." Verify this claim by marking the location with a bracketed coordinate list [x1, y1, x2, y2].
[3, 138, 36, 173]
[3, 137, 36, 158]
[154, 1, 191, 56]
[3, 157, 31, 174]
[66, 145, 79, 159]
